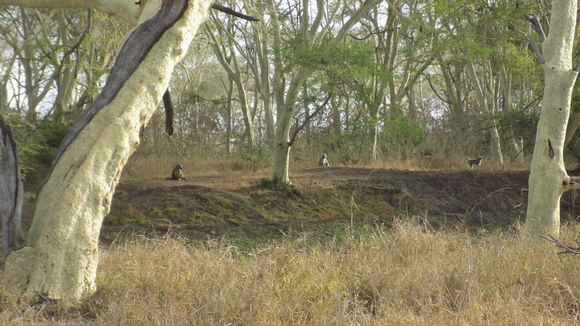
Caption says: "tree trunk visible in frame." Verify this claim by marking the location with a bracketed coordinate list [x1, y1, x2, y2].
[267, 0, 381, 185]
[272, 100, 297, 184]
[0, 115, 24, 257]
[225, 78, 234, 157]
[4, 0, 212, 302]
[526, 0, 578, 237]
[489, 122, 504, 164]
[272, 141, 291, 183]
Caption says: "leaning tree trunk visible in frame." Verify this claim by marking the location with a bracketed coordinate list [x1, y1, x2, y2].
[0, 115, 24, 257]
[526, 0, 578, 237]
[4, 0, 212, 302]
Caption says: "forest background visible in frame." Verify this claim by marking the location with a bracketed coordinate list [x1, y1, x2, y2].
[1, 0, 569, 183]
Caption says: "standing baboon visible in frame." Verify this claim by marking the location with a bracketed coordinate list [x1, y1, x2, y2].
[171, 163, 185, 180]
[319, 153, 330, 167]
[465, 156, 483, 168]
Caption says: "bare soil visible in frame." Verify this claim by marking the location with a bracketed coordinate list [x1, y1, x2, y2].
[101, 167, 580, 244]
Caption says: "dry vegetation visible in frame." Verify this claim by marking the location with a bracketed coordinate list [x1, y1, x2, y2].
[1, 219, 577, 325]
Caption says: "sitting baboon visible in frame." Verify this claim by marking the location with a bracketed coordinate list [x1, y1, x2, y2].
[319, 153, 330, 167]
[171, 163, 185, 180]
[465, 156, 483, 168]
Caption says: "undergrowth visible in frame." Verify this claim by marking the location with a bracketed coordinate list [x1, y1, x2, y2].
[0, 219, 578, 325]
[259, 177, 301, 197]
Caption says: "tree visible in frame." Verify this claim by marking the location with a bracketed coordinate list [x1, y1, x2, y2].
[205, 14, 257, 149]
[1, 0, 213, 302]
[268, 0, 383, 184]
[526, 0, 579, 236]
[0, 115, 24, 257]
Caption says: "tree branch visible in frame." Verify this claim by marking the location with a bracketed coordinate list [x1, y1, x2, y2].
[527, 34, 545, 64]
[348, 27, 390, 41]
[0, 0, 140, 25]
[335, 0, 382, 40]
[425, 74, 451, 105]
[563, 175, 580, 190]
[289, 94, 331, 146]
[524, 14, 546, 42]
[211, 4, 259, 21]
[163, 89, 174, 135]
[539, 234, 580, 255]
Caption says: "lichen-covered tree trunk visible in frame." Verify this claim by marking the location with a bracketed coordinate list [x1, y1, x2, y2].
[3, 0, 212, 302]
[526, 0, 578, 236]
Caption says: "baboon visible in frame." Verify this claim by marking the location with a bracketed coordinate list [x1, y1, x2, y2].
[465, 156, 483, 168]
[171, 163, 185, 180]
[319, 153, 330, 167]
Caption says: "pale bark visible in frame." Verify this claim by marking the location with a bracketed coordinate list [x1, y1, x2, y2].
[3, 0, 212, 301]
[467, 62, 504, 164]
[365, 1, 434, 163]
[224, 78, 234, 157]
[526, 0, 578, 237]
[206, 24, 256, 148]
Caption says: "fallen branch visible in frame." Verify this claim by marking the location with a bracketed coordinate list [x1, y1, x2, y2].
[539, 234, 580, 255]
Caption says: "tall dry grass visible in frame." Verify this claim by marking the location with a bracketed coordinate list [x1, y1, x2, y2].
[1, 219, 577, 325]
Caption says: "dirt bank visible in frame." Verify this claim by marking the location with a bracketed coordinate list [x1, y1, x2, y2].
[101, 168, 579, 243]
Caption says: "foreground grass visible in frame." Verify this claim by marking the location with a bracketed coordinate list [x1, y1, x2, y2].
[1, 219, 578, 325]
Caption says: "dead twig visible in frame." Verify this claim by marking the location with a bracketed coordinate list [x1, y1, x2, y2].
[539, 234, 580, 255]
[464, 187, 512, 219]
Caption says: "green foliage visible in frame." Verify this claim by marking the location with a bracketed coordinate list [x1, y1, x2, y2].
[382, 117, 427, 147]
[284, 42, 389, 82]
[572, 88, 580, 113]
[240, 147, 270, 171]
[34, 120, 71, 164]
[495, 108, 539, 143]
[6, 116, 71, 183]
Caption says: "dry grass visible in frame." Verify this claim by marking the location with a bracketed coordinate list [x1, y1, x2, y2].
[121, 153, 272, 182]
[1, 219, 577, 325]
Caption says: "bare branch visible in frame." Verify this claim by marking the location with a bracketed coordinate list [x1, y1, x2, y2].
[211, 4, 259, 21]
[289, 94, 332, 146]
[527, 34, 545, 64]
[524, 14, 546, 42]
[348, 27, 390, 41]
[539, 234, 580, 255]
[562, 175, 580, 191]
[425, 74, 451, 105]
[0, 0, 140, 25]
